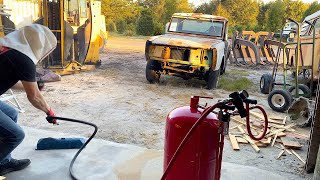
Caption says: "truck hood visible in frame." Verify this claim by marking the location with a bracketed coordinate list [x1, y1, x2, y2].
[150, 34, 222, 49]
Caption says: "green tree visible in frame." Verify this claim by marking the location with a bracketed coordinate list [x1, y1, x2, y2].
[101, 0, 140, 25]
[266, 0, 286, 32]
[214, 3, 229, 19]
[195, 1, 216, 14]
[154, 21, 165, 35]
[107, 20, 117, 32]
[136, 8, 155, 36]
[125, 23, 136, 36]
[163, 0, 194, 23]
[177, 0, 194, 13]
[256, 1, 271, 31]
[223, 0, 259, 28]
[138, 0, 166, 24]
[264, 0, 308, 32]
[303, 1, 320, 19]
[116, 19, 127, 34]
[283, 0, 308, 22]
[164, 0, 178, 23]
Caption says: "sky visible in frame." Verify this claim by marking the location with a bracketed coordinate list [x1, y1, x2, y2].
[189, 0, 320, 7]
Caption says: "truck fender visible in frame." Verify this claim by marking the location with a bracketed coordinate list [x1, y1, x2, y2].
[211, 42, 226, 71]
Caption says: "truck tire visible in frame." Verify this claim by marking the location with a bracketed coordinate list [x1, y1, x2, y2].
[268, 89, 293, 112]
[288, 84, 311, 98]
[220, 58, 227, 75]
[260, 73, 273, 94]
[207, 68, 220, 90]
[146, 60, 160, 83]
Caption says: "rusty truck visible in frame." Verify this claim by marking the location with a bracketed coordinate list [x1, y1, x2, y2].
[145, 13, 229, 89]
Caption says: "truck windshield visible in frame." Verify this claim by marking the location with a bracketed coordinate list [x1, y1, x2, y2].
[168, 17, 224, 37]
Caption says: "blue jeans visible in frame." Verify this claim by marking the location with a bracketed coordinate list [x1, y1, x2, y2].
[0, 101, 25, 165]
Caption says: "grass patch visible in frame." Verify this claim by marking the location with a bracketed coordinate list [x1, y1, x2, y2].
[108, 32, 151, 40]
[229, 69, 250, 76]
[218, 71, 254, 92]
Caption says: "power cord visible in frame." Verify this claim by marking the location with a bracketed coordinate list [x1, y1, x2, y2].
[46, 116, 98, 180]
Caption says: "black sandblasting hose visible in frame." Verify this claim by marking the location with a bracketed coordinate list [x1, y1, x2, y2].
[46, 116, 98, 180]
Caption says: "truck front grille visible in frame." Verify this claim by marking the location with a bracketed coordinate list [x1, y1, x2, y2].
[170, 49, 183, 60]
[170, 48, 190, 61]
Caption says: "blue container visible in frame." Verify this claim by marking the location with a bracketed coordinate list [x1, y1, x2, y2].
[36, 137, 86, 150]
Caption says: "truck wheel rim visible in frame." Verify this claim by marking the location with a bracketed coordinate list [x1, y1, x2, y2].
[271, 94, 285, 108]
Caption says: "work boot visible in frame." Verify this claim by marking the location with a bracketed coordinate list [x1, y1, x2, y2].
[0, 159, 31, 175]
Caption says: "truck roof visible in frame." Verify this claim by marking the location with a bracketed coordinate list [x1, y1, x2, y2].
[172, 13, 228, 21]
[304, 10, 320, 22]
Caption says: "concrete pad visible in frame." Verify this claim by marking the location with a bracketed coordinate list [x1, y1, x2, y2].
[4, 127, 288, 180]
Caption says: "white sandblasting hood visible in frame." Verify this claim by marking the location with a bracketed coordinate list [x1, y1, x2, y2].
[0, 24, 57, 64]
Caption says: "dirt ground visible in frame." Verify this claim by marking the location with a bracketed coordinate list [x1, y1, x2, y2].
[12, 36, 312, 179]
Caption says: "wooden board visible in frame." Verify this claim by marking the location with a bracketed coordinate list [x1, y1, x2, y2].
[287, 132, 309, 139]
[230, 125, 241, 130]
[258, 137, 272, 145]
[265, 124, 296, 138]
[277, 132, 286, 137]
[275, 139, 282, 144]
[232, 117, 258, 130]
[285, 149, 293, 155]
[269, 120, 286, 125]
[250, 112, 285, 125]
[277, 149, 285, 159]
[252, 121, 263, 128]
[270, 124, 285, 129]
[266, 128, 271, 135]
[281, 137, 302, 149]
[271, 133, 278, 147]
[256, 142, 268, 147]
[237, 126, 246, 134]
[283, 116, 288, 124]
[270, 117, 284, 121]
[243, 135, 260, 153]
[229, 134, 240, 150]
[267, 137, 272, 144]
[236, 137, 249, 144]
[291, 149, 306, 164]
[250, 111, 265, 120]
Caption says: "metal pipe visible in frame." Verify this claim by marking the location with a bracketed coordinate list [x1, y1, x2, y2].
[305, 20, 315, 99]
[283, 46, 288, 90]
[288, 18, 301, 98]
[60, 0, 65, 67]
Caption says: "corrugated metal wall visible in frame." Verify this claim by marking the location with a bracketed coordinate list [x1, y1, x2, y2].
[3, 0, 39, 29]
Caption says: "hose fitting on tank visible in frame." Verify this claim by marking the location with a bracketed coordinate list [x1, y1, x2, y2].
[190, 96, 213, 110]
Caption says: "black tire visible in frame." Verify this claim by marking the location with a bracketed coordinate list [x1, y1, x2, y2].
[207, 68, 220, 90]
[220, 58, 227, 75]
[146, 60, 160, 83]
[288, 84, 311, 98]
[268, 90, 293, 112]
[260, 73, 273, 94]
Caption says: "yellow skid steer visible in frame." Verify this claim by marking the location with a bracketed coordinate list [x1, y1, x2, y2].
[0, 0, 107, 75]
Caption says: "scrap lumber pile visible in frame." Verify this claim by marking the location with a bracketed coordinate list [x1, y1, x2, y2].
[227, 111, 309, 164]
